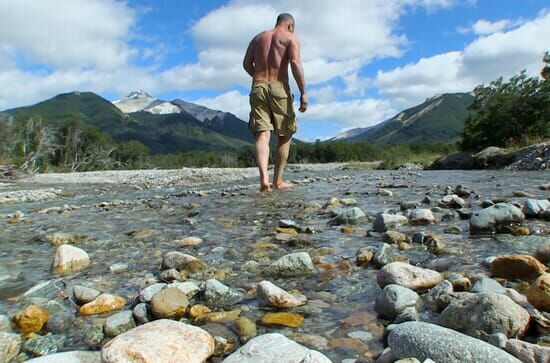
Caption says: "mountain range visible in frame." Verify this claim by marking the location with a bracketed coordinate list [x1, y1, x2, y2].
[0, 90, 475, 155]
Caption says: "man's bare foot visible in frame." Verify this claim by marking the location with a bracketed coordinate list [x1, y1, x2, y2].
[260, 184, 272, 192]
[273, 181, 296, 189]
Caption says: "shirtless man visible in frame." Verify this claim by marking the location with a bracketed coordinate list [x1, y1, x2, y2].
[243, 13, 307, 192]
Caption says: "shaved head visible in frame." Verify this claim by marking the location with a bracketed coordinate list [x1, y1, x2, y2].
[276, 13, 294, 26]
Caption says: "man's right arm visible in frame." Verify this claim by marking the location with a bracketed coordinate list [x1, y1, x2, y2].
[243, 39, 256, 78]
[288, 36, 307, 112]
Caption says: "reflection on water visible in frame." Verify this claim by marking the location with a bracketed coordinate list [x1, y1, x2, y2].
[0, 169, 549, 360]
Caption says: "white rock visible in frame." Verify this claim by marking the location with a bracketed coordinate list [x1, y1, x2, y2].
[25, 351, 101, 362]
[256, 281, 307, 308]
[51, 245, 90, 273]
[102, 319, 214, 363]
[222, 333, 331, 363]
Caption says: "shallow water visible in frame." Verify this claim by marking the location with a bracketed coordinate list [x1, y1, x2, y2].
[1, 169, 549, 361]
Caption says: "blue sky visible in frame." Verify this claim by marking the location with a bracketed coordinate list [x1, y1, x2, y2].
[1, 0, 549, 141]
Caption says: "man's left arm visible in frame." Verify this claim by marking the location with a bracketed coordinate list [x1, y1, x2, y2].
[243, 39, 255, 78]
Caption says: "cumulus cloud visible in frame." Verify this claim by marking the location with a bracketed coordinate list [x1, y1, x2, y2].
[375, 10, 550, 107]
[193, 90, 251, 121]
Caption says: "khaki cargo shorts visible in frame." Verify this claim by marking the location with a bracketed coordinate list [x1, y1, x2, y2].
[249, 81, 297, 137]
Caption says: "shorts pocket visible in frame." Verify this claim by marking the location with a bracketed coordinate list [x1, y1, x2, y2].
[270, 85, 289, 99]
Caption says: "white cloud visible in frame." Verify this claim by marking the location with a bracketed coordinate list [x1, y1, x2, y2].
[193, 90, 251, 121]
[375, 10, 550, 107]
[304, 98, 396, 128]
[472, 19, 511, 35]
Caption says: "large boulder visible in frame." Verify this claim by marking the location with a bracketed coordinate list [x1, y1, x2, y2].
[222, 333, 331, 363]
[430, 151, 474, 170]
[267, 252, 316, 277]
[472, 147, 514, 169]
[374, 284, 419, 320]
[491, 255, 547, 280]
[470, 203, 525, 234]
[438, 293, 530, 340]
[387, 321, 521, 363]
[527, 273, 550, 312]
[377, 262, 443, 291]
[256, 281, 306, 308]
[102, 320, 214, 363]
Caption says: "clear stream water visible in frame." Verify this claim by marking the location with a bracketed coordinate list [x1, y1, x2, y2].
[0, 169, 549, 361]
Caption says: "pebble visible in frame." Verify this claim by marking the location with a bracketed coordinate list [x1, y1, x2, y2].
[527, 273, 550, 312]
[203, 279, 243, 310]
[177, 236, 204, 247]
[194, 310, 241, 324]
[25, 351, 101, 363]
[73, 285, 101, 305]
[104, 310, 136, 337]
[267, 252, 316, 277]
[168, 281, 201, 298]
[109, 263, 129, 274]
[491, 255, 547, 280]
[260, 312, 304, 328]
[139, 283, 167, 303]
[150, 287, 189, 319]
[0, 315, 11, 332]
[13, 304, 49, 335]
[373, 213, 408, 232]
[256, 280, 307, 308]
[407, 209, 436, 225]
[0, 332, 21, 362]
[79, 294, 126, 315]
[374, 284, 419, 320]
[374, 243, 394, 267]
[51, 245, 90, 274]
[232, 316, 257, 343]
[470, 203, 525, 234]
[471, 277, 506, 294]
[329, 207, 367, 225]
[23, 333, 65, 356]
[377, 262, 443, 291]
[383, 231, 408, 244]
[83, 325, 104, 348]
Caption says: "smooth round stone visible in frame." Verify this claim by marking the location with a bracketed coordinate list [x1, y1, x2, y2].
[104, 311, 136, 337]
[373, 213, 408, 233]
[161, 251, 199, 270]
[160, 268, 182, 282]
[194, 310, 241, 324]
[232, 317, 257, 343]
[0, 332, 21, 363]
[51, 245, 90, 274]
[374, 243, 394, 267]
[79, 294, 126, 316]
[267, 252, 316, 277]
[109, 263, 128, 274]
[470, 203, 525, 234]
[383, 231, 408, 244]
[259, 312, 304, 328]
[25, 351, 101, 362]
[387, 322, 521, 363]
[204, 279, 243, 310]
[256, 280, 307, 308]
[150, 288, 189, 319]
[329, 207, 367, 225]
[535, 242, 550, 264]
[101, 320, 214, 363]
[491, 255, 546, 280]
[488, 333, 508, 349]
[377, 262, 443, 291]
[439, 293, 530, 340]
[222, 333, 331, 363]
[168, 281, 200, 298]
[374, 284, 419, 320]
[527, 273, 550, 311]
[139, 283, 166, 303]
[177, 236, 203, 247]
[73, 285, 101, 305]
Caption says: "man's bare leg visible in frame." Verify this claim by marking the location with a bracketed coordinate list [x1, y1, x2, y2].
[255, 131, 271, 192]
[273, 135, 294, 189]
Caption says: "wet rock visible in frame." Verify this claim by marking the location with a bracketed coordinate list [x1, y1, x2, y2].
[160, 268, 183, 282]
[0, 315, 11, 332]
[488, 333, 507, 349]
[79, 294, 126, 316]
[168, 281, 201, 298]
[83, 325, 104, 349]
[443, 225, 462, 234]
[161, 251, 205, 271]
[329, 207, 367, 225]
[204, 279, 244, 310]
[425, 235, 445, 255]
[256, 280, 306, 308]
[378, 189, 394, 197]
[104, 311, 136, 337]
[109, 263, 128, 274]
[374, 243, 394, 267]
[387, 321, 521, 363]
[527, 273, 550, 312]
[287, 333, 328, 350]
[0, 332, 21, 362]
[505, 338, 550, 363]
[25, 351, 101, 362]
[393, 306, 419, 324]
[439, 293, 530, 340]
[259, 312, 304, 328]
[177, 236, 203, 247]
[267, 252, 316, 277]
[200, 323, 238, 356]
[446, 273, 471, 291]
[373, 213, 408, 232]
[195, 310, 241, 324]
[187, 305, 211, 319]
[46, 311, 74, 334]
[400, 201, 419, 211]
[524, 199, 550, 218]
[407, 209, 436, 225]
[383, 231, 408, 244]
[377, 262, 443, 291]
[374, 284, 419, 320]
[491, 255, 547, 280]
[13, 305, 49, 335]
[73, 285, 101, 305]
[356, 247, 374, 267]
[139, 283, 166, 303]
[23, 333, 65, 356]
[440, 194, 466, 209]
[45, 232, 84, 246]
[102, 319, 214, 363]
[151, 287, 189, 319]
[223, 333, 331, 363]
[425, 280, 454, 312]
[471, 277, 506, 294]
[470, 203, 525, 234]
[51, 245, 90, 274]
[232, 316, 257, 343]
[411, 232, 425, 244]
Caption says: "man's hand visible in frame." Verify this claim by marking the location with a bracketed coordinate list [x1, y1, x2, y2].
[299, 93, 308, 112]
